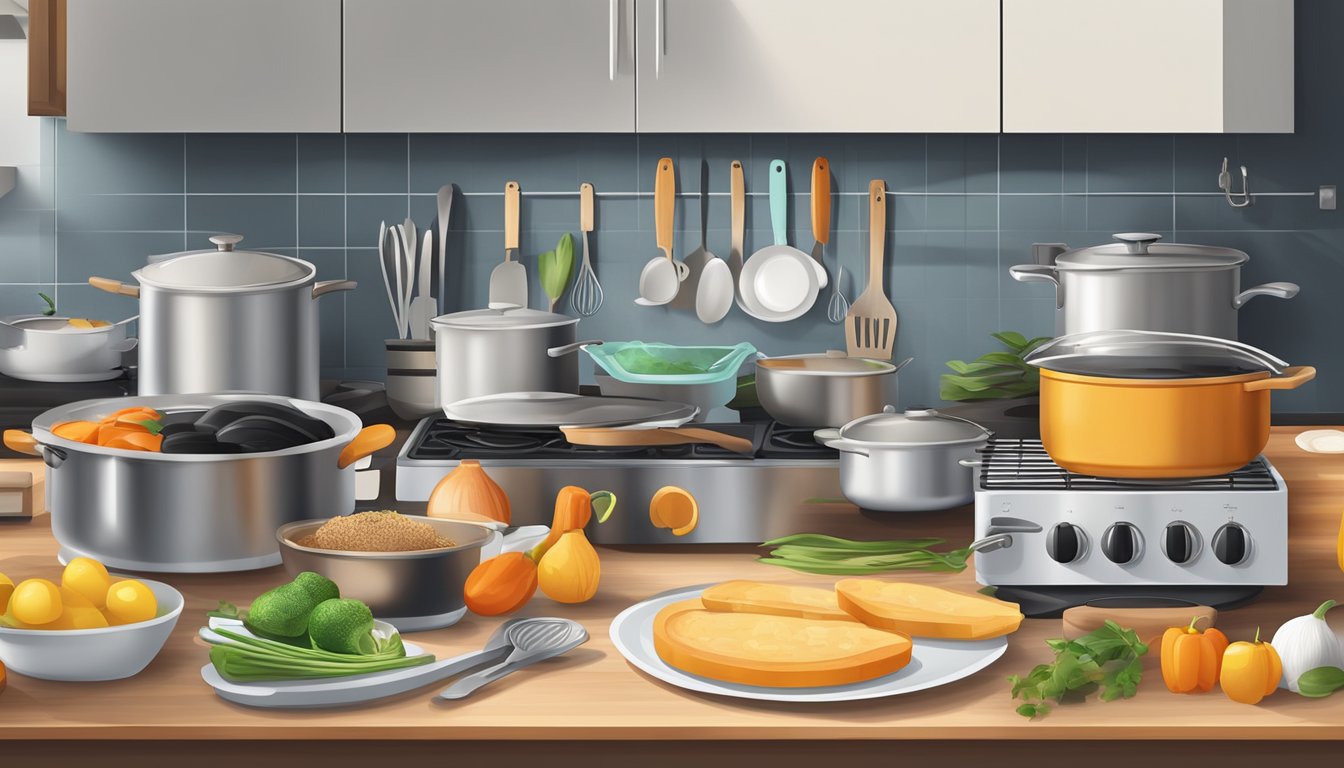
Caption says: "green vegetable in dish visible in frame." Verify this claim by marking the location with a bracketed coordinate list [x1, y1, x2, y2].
[1008, 621, 1149, 719]
[244, 582, 321, 638]
[611, 348, 713, 376]
[757, 533, 971, 575]
[292, 571, 340, 605]
[1296, 666, 1344, 698]
[205, 626, 432, 682]
[940, 331, 1051, 402]
[308, 598, 376, 655]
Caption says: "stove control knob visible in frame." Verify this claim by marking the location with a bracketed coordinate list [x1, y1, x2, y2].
[1101, 522, 1142, 565]
[1212, 523, 1251, 566]
[1046, 522, 1087, 564]
[1163, 522, 1200, 565]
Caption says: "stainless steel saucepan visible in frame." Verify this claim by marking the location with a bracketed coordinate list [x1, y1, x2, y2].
[756, 351, 911, 427]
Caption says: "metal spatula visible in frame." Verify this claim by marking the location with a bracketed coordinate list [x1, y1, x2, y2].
[488, 181, 527, 310]
[845, 180, 898, 361]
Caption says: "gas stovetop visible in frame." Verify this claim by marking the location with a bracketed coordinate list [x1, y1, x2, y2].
[970, 438, 1287, 617]
[396, 416, 841, 544]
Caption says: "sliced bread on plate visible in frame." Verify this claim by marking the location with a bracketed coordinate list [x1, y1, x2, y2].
[835, 580, 1024, 640]
[699, 580, 857, 623]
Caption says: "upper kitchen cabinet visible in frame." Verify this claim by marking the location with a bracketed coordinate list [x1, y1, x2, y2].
[344, 0, 636, 133]
[65, 0, 342, 132]
[633, 0, 1001, 133]
[1003, 0, 1294, 133]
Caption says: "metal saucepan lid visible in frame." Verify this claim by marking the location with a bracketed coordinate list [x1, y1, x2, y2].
[134, 234, 316, 292]
[443, 392, 698, 429]
[431, 307, 579, 331]
[1054, 233, 1248, 271]
[834, 405, 991, 446]
[757, 351, 911, 377]
[1026, 330, 1288, 379]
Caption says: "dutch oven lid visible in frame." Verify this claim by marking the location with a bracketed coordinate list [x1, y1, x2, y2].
[431, 307, 579, 331]
[134, 234, 315, 292]
[1055, 233, 1248, 271]
[1025, 330, 1288, 379]
[838, 406, 991, 446]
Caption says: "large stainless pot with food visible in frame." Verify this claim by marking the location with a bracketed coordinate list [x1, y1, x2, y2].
[756, 351, 910, 427]
[2, 394, 393, 573]
[815, 406, 991, 512]
[431, 307, 599, 408]
[1009, 233, 1297, 340]
[1026, 331, 1315, 478]
[0, 314, 137, 382]
[89, 234, 356, 399]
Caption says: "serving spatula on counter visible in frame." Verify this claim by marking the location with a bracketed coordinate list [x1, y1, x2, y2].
[488, 181, 527, 310]
[845, 180, 898, 361]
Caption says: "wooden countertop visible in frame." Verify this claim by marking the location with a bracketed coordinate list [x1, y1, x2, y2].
[1, 428, 1343, 754]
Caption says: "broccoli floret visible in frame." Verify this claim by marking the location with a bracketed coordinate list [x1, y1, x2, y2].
[244, 583, 317, 638]
[307, 598, 377, 655]
[291, 571, 339, 604]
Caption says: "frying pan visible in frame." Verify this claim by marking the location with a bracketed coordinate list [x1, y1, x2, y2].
[739, 160, 819, 322]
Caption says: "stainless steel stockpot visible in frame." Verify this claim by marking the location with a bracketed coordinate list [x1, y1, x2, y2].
[89, 234, 355, 400]
[5, 394, 391, 573]
[815, 406, 991, 512]
[431, 307, 598, 408]
[1009, 232, 1298, 340]
[756, 351, 909, 428]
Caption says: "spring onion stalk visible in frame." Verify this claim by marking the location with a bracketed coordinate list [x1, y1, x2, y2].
[205, 627, 435, 682]
[759, 534, 971, 575]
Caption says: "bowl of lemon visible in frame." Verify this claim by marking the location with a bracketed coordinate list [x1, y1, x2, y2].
[0, 557, 183, 681]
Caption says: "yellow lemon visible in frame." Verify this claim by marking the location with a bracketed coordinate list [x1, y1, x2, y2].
[10, 579, 62, 625]
[0, 572, 13, 614]
[46, 605, 109, 630]
[104, 580, 157, 625]
[62, 557, 111, 609]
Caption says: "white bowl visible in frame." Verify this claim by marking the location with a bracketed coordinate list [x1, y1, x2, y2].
[0, 578, 184, 681]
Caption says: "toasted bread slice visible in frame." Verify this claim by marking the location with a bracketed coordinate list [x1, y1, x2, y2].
[652, 599, 912, 688]
[835, 580, 1024, 640]
[699, 580, 857, 623]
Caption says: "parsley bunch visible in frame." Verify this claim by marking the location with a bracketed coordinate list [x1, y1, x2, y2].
[1008, 620, 1148, 719]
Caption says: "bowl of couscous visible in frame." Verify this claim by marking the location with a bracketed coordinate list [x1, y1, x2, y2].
[276, 511, 493, 632]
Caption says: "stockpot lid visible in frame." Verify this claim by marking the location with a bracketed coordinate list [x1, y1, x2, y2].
[1054, 233, 1248, 271]
[837, 406, 991, 446]
[134, 234, 315, 293]
[431, 307, 579, 331]
[1025, 330, 1288, 379]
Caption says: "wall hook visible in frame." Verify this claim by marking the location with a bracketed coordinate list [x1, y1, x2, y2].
[1219, 157, 1252, 208]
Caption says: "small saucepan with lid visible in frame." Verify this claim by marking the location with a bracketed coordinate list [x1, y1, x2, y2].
[815, 406, 991, 512]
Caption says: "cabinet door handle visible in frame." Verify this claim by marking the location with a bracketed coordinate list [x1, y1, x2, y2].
[609, 0, 618, 81]
[655, 0, 664, 79]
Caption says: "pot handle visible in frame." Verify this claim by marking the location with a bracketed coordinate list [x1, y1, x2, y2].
[89, 277, 141, 299]
[547, 339, 604, 358]
[3, 430, 65, 468]
[109, 337, 138, 353]
[814, 428, 870, 457]
[337, 424, 396, 469]
[313, 280, 358, 299]
[1233, 281, 1299, 309]
[1243, 365, 1316, 392]
[1008, 264, 1059, 287]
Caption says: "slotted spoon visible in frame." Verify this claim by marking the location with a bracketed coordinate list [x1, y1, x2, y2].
[571, 182, 603, 316]
[845, 180, 898, 361]
[436, 617, 589, 700]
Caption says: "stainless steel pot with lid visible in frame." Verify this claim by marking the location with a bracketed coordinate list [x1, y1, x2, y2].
[1010, 233, 1298, 340]
[815, 406, 991, 512]
[89, 234, 355, 399]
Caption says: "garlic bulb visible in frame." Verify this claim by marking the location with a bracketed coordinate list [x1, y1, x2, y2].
[427, 459, 511, 525]
[1270, 600, 1344, 692]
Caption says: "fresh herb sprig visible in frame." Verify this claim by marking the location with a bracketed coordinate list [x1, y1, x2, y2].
[940, 331, 1051, 402]
[1008, 620, 1149, 719]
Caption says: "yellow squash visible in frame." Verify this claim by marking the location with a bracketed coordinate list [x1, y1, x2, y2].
[537, 530, 601, 604]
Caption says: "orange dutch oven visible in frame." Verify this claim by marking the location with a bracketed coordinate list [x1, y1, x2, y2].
[1027, 331, 1315, 478]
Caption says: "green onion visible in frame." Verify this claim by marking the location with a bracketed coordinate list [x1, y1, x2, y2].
[758, 534, 971, 575]
[204, 626, 434, 682]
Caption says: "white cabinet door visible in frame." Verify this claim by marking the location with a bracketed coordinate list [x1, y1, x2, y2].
[634, 0, 1000, 133]
[344, 0, 635, 133]
[1003, 0, 1294, 133]
[66, 0, 342, 133]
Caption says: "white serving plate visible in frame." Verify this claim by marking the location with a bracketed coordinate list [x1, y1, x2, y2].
[609, 584, 1008, 703]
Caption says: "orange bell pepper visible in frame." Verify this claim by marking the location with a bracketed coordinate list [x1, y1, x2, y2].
[1160, 616, 1229, 693]
[1219, 627, 1283, 704]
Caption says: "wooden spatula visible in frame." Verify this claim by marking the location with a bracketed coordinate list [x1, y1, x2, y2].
[845, 180, 898, 361]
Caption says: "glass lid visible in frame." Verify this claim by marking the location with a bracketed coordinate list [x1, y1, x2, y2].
[431, 307, 578, 330]
[1055, 233, 1248, 271]
[1025, 330, 1288, 379]
[134, 234, 314, 292]
[837, 406, 991, 446]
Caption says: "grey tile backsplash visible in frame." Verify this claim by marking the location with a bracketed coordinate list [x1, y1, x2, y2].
[8, 0, 1344, 419]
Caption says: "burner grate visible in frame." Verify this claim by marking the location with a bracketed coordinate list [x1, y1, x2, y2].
[977, 438, 1278, 491]
[406, 419, 770, 461]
